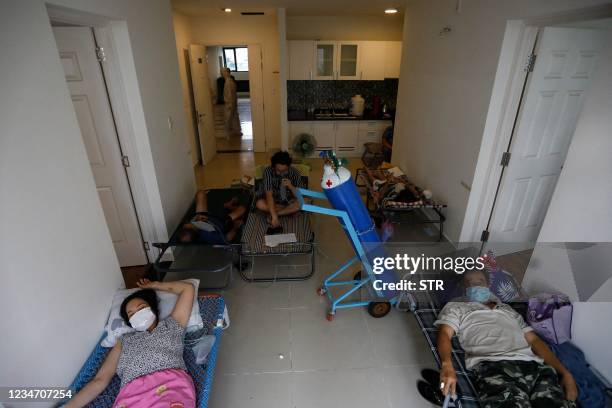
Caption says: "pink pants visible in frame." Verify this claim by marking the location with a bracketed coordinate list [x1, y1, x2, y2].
[113, 368, 196, 408]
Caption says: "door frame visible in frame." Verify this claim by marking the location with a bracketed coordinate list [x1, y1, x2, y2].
[47, 5, 170, 263]
[194, 41, 268, 152]
[460, 4, 612, 243]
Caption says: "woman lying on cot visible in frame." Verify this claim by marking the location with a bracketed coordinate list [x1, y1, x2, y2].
[178, 189, 247, 244]
[65, 279, 196, 408]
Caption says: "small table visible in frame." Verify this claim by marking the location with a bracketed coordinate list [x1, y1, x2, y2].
[355, 167, 447, 241]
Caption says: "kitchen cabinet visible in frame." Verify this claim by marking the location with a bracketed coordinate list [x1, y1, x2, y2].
[337, 42, 360, 80]
[384, 41, 402, 78]
[357, 120, 393, 155]
[312, 122, 336, 152]
[314, 41, 361, 80]
[288, 41, 315, 80]
[290, 120, 391, 157]
[291, 40, 401, 81]
[335, 122, 359, 155]
[359, 41, 386, 80]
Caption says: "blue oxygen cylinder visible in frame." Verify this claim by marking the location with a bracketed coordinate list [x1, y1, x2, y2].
[321, 164, 397, 299]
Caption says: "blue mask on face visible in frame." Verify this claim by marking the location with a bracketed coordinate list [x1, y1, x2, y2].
[466, 286, 491, 303]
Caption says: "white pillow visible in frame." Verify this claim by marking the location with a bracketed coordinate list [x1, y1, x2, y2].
[101, 279, 203, 347]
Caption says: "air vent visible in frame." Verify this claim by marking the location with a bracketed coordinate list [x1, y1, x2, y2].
[241, 11, 265, 15]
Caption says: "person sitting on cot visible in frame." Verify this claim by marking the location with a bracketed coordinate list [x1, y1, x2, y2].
[177, 190, 247, 244]
[255, 151, 305, 228]
[435, 268, 578, 407]
[65, 279, 197, 408]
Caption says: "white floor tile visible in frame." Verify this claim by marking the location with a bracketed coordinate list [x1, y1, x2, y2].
[366, 309, 437, 367]
[372, 365, 440, 408]
[291, 368, 389, 408]
[290, 307, 375, 371]
[216, 314, 292, 374]
[209, 372, 292, 408]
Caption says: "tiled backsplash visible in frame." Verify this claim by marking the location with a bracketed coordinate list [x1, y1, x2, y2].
[287, 79, 399, 111]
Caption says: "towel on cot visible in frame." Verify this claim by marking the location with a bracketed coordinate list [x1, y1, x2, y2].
[113, 368, 196, 408]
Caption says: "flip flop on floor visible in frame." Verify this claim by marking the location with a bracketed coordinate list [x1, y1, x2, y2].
[417, 379, 444, 406]
[421, 368, 441, 388]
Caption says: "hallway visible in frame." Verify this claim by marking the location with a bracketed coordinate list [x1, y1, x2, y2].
[214, 97, 253, 152]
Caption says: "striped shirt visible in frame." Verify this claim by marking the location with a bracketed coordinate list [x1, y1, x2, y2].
[262, 166, 304, 203]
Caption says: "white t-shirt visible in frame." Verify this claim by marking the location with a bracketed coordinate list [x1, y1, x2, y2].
[434, 297, 543, 369]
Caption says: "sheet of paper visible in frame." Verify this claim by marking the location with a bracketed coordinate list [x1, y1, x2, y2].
[265, 233, 297, 247]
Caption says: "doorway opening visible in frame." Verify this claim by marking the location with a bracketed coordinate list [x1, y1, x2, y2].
[208, 45, 253, 152]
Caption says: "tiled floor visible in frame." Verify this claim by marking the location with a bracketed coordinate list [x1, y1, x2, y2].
[190, 153, 438, 407]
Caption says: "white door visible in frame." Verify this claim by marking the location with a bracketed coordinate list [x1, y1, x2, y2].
[488, 27, 606, 247]
[53, 27, 147, 266]
[189, 44, 216, 164]
[288, 41, 315, 80]
[248, 44, 266, 152]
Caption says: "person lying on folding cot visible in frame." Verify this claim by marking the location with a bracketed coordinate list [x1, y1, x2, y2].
[65, 279, 196, 408]
[435, 269, 578, 408]
[255, 150, 305, 229]
[178, 190, 247, 244]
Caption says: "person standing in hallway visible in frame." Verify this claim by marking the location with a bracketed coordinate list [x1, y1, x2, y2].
[222, 67, 241, 136]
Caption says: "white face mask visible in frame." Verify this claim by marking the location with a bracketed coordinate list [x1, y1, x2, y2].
[129, 307, 156, 332]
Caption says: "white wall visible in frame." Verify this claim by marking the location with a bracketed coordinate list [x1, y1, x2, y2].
[287, 15, 403, 40]
[393, 0, 612, 243]
[187, 14, 282, 150]
[173, 11, 199, 167]
[522, 30, 612, 380]
[0, 0, 194, 386]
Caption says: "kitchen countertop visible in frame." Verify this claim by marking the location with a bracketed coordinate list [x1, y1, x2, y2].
[288, 109, 394, 122]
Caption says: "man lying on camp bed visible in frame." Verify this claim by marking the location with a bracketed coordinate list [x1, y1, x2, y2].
[177, 190, 247, 244]
[255, 151, 305, 229]
[435, 269, 578, 407]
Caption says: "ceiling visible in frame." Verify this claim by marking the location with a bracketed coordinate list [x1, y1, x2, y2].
[171, 0, 406, 17]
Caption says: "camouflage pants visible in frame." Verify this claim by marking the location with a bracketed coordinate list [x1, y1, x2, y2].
[473, 360, 575, 408]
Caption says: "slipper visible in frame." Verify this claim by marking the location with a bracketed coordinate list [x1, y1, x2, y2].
[417, 380, 444, 406]
[421, 368, 441, 388]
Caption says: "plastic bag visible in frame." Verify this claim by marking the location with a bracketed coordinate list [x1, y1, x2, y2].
[191, 335, 216, 365]
[527, 293, 572, 344]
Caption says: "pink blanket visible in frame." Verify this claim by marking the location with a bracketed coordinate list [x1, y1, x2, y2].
[113, 368, 196, 408]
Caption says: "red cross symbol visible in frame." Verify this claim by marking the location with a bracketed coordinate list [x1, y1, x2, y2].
[325, 179, 333, 188]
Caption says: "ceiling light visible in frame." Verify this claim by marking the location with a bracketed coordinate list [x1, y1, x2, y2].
[384, 8, 399, 14]
[223, 8, 232, 13]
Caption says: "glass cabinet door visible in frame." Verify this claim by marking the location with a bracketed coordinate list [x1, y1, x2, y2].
[315, 43, 335, 79]
[338, 43, 359, 79]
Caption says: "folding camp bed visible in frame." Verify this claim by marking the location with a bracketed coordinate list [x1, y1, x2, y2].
[67, 295, 225, 408]
[154, 188, 252, 289]
[399, 251, 527, 408]
[356, 167, 447, 241]
[238, 164, 315, 282]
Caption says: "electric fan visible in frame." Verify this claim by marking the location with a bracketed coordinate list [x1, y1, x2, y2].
[292, 133, 316, 160]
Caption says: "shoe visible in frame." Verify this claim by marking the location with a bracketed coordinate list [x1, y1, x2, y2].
[421, 368, 441, 388]
[417, 380, 444, 406]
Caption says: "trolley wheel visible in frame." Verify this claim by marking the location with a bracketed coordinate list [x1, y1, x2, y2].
[353, 271, 362, 282]
[368, 301, 391, 318]
[317, 287, 327, 296]
[326, 313, 335, 322]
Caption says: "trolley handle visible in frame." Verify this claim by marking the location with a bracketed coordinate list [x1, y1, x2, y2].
[296, 188, 327, 209]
